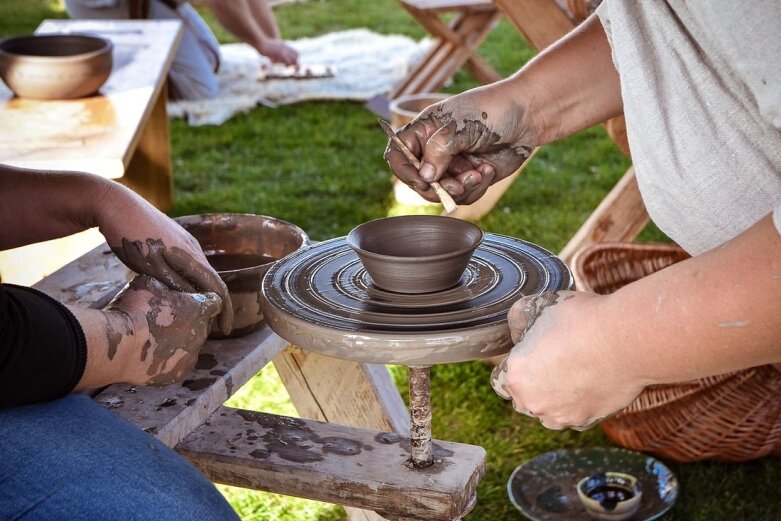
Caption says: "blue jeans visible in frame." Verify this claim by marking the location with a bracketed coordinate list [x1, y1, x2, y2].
[0, 394, 239, 520]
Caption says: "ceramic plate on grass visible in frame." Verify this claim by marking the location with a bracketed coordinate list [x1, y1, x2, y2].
[508, 447, 678, 520]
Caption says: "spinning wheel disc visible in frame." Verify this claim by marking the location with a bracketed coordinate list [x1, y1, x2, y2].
[261, 233, 572, 365]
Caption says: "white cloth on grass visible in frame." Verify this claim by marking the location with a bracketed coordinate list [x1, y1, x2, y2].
[167, 29, 431, 126]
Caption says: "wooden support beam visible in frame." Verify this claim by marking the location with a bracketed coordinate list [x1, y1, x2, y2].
[274, 348, 411, 521]
[177, 407, 486, 521]
[558, 166, 649, 267]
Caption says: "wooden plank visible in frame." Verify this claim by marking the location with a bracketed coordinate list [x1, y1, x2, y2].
[558, 166, 649, 266]
[274, 347, 410, 434]
[94, 327, 288, 447]
[402, 0, 494, 13]
[32, 242, 127, 309]
[274, 348, 411, 521]
[121, 82, 174, 211]
[494, 0, 575, 51]
[177, 406, 486, 521]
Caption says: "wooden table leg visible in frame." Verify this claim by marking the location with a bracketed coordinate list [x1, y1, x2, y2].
[121, 82, 174, 211]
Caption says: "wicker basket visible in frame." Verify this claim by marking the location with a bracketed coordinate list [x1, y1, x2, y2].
[572, 242, 781, 462]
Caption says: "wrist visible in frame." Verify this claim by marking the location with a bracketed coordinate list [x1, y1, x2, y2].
[106, 308, 149, 385]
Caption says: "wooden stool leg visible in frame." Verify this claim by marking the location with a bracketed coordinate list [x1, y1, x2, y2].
[121, 82, 174, 211]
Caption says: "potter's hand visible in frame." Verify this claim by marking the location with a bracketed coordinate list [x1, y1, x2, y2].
[490, 291, 646, 430]
[106, 276, 222, 387]
[97, 184, 233, 335]
[384, 87, 537, 205]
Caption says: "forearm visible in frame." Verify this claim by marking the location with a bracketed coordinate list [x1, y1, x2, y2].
[248, 0, 280, 39]
[0, 164, 112, 249]
[492, 14, 623, 145]
[601, 214, 781, 384]
[205, 0, 267, 53]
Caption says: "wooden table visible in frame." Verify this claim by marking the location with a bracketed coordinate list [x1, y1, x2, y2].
[391, 0, 502, 99]
[0, 19, 183, 285]
[33, 244, 486, 521]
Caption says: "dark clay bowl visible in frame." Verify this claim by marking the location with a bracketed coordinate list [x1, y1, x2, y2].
[0, 33, 113, 99]
[347, 215, 483, 294]
[176, 213, 310, 339]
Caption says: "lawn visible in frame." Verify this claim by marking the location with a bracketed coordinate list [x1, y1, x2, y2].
[2, 1, 780, 520]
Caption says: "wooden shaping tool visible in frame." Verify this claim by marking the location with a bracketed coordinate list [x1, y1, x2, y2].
[378, 119, 457, 214]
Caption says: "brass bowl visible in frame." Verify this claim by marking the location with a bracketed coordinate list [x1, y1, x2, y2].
[0, 33, 112, 99]
[347, 215, 483, 294]
[176, 213, 310, 339]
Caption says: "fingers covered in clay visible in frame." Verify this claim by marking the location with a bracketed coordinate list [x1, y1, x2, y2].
[106, 275, 222, 387]
[384, 91, 536, 205]
[491, 290, 646, 431]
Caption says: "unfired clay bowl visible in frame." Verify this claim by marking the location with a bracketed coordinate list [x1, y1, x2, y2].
[389, 92, 450, 129]
[176, 213, 310, 339]
[576, 472, 643, 520]
[346, 215, 483, 294]
[0, 33, 112, 99]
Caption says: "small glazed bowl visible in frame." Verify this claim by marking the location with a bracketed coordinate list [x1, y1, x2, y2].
[576, 472, 643, 520]
[176, 213, 310, 339]
[346, 215, 483, 294]
[0, 33, 113, 99]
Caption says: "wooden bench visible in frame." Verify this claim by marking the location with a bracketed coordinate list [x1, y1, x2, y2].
[391, 0, 503, 98]
[33, 244, 486, 521]
[0, 19, 182, 285]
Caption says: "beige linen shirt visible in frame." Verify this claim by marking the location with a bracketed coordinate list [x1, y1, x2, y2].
[596, 1, 781, 254]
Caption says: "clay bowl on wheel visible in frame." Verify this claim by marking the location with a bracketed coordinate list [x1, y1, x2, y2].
[347, 215, 483, 294]
[0, 33, 112, 99]
[176, 213, 310, 339]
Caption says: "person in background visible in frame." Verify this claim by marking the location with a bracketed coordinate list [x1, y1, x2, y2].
[0, 163, 238, 518]
[385, 2, 780, 432]
[65, 0, 299, 100]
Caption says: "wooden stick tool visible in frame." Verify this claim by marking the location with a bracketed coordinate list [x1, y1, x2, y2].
[378, 119, 457, 214]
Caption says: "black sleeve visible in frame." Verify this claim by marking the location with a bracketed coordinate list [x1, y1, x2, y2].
[0, 284, 87, 408]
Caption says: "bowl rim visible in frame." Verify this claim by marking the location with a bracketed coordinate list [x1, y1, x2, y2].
[0, 33, 113, 62]
[174, 212, 311, 274]
[346, 215, 484, 264]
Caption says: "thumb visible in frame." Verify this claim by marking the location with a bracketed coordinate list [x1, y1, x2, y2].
[196, 291, 223, 320]
[418, 120, 471, 183]
[507, 291, 563, 344]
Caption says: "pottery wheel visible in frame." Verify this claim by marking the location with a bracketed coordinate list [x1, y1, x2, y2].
[261, 233, 572, 365]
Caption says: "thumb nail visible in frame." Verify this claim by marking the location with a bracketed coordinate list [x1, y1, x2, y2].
[419, 163, 436, 182]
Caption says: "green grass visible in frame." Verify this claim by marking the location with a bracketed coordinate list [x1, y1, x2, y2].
[2, 1, 779, 520]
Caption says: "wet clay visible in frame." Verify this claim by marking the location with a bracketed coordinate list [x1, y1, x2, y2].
[195, 353, 218, 371]
[261, 233, 573, 365]
[427, 105, 535, 169]
[347, 215, 483, 294]
[175, 213, 310, 339]
[236, 409, 372, 464]
[207, 253, 275, 271]
[110, 237, 233, 336]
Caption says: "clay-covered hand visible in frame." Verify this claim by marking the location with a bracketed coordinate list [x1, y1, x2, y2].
[384, 87, 537, 204]
[490, 291, 647, 430]
[97, 185, 233, 335]
[106, 275, 222, 386]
